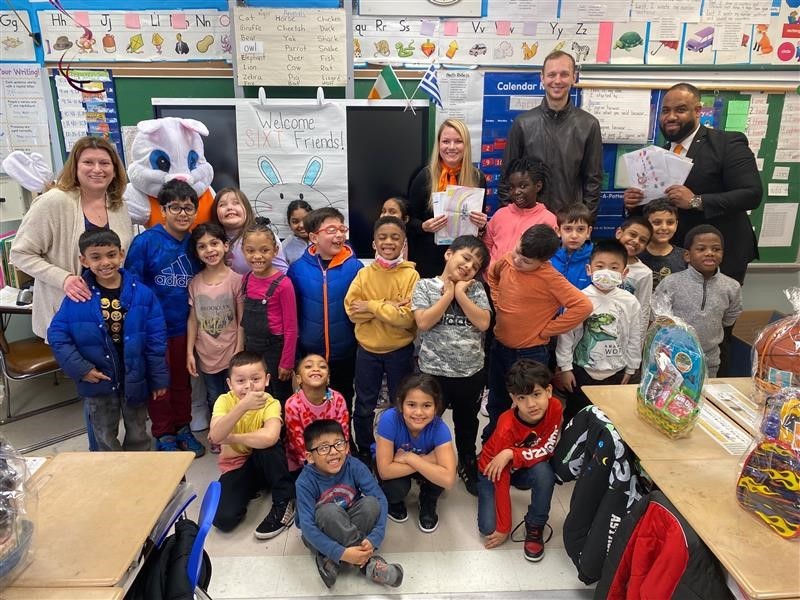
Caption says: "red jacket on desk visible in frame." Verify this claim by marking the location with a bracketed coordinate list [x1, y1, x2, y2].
[478, 398, 562, 534]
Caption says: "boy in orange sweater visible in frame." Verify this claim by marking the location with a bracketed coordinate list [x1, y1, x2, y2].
[484, 224, 591, 440]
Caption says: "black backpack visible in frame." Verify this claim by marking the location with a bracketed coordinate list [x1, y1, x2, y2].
[126, 517, 212, 600]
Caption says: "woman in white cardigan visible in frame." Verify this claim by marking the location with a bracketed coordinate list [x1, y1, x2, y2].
[10, 136, 133, 340]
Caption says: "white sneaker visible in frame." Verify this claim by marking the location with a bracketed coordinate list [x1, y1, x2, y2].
[479, 388, 489, 417]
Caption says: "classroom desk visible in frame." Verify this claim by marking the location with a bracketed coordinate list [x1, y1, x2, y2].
[641, 458, 800, 600]
[3, 587, 124, 599]
[7, 452, 193, 590]
[583, 380, 752, 461]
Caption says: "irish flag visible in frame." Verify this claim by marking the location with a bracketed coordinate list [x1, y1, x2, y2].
[368, 65, 406, 100]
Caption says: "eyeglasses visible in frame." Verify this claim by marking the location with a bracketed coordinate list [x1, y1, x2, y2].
[165, 204, 198, 215]
[315, 225, 349, 235]
[309, 439, 348, 455]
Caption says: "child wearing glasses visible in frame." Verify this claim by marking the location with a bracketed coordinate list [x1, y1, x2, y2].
[209, 351, 296, 539]
[125, 179, 204, 455]
[284, 353, 350, 478]
[296, 419, 403, 589]
[288, 208, 363, 416]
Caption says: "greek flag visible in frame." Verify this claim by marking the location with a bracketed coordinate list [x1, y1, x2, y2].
[419, 63, 443, 108]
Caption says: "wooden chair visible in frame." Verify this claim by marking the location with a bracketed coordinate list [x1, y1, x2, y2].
[0, 319, 74, 423]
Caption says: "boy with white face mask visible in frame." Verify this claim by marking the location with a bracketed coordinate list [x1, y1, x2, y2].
[555, 240, 642, 423]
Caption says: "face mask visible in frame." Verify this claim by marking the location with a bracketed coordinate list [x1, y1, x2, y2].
[591, 269, 623, 291]
[374, 253, 405, 269]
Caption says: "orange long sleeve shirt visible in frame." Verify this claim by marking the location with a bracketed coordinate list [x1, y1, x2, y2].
[487, 254, 593, 348]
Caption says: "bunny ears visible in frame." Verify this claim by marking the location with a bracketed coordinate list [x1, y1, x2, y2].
[2, 151, 54, 193]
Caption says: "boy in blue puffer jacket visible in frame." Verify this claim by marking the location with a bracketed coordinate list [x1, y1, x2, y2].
[49, 229, 168, 451]
[288, 207, 363, 417]
[125, 180, 203, 455]
[550, 205, 594, 291]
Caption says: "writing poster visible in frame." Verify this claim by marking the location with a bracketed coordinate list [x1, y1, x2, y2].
[0, 12, 37, 61]
[436, 70, 484, 158]
[236, 102, 348, 238]
[582, 88, 651, 143]
[38, 10, 231, 62]
[0, 64, 51, 171]
[233, 7, 346, 87]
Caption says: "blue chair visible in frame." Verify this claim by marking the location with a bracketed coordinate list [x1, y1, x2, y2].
[188, 480, 221, 598]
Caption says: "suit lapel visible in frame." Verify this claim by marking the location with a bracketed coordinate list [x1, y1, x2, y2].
[686, 126, 707, 161]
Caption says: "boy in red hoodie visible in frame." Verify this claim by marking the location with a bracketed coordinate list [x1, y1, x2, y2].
[477, 359, 562, 562]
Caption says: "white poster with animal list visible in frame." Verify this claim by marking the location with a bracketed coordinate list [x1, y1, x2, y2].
[0, 12, 37, 61]
[581, 89, 651, 143]
[235, 102, 348, 239]
[233, 7, 346, 87]
[436, 70, 485, 159]
[0, 64, 52, 171]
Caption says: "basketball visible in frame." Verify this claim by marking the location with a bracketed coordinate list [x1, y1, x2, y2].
[753, 315, 800, 393]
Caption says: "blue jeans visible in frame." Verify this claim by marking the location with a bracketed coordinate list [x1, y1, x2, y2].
[353, 343, 414, 453]
[477, 460, 555, 535]
[202, 370, 229, 413]
[84, 400, 98, 451]
[483, 340, 549, 441]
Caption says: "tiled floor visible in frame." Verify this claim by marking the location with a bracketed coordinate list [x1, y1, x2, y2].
[0, 378, 596, 599]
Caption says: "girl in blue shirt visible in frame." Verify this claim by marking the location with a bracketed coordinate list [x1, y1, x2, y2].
[375, 373, 456, 533]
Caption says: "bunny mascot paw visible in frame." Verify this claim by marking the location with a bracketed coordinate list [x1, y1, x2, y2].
[124, 117, 215, 227]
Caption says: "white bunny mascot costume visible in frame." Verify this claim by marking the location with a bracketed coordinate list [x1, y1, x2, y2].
[125, 117, 215, 227]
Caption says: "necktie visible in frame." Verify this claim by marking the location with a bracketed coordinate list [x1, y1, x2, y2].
[673, 143, 684, 155]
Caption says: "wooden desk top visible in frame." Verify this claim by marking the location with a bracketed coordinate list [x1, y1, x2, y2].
[3, 587, 124, 599]
[641, 458, 800, 600]
[583, 382, 751, 461]
[13, 452, 193, 588]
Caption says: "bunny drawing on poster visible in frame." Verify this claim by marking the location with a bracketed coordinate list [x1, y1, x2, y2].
[254, 155, 338, 238]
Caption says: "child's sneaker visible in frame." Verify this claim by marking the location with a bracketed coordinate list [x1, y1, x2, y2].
[418, 495, 439, 533]
[387, 501, 408, 523]
[176, 425, 206, 457]
[362, 555, 403, 587]
[457, 455, 479, 497]
[255, 499, 295, 539]
[524, 523, 545, 562]
[156, 434, 179, 451]
[315, 551, 339, 588]
[209, 443, 222, 454]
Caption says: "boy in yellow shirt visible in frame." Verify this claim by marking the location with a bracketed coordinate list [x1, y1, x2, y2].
[209, 351, 296, 538]
[345, 216, 419, 461]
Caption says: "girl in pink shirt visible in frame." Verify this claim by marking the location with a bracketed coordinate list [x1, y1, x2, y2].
[283, 353, 350, 475]
[483, 158, 557, 265]
[240, 218, 298, 404]
[187, 222, 243, 453]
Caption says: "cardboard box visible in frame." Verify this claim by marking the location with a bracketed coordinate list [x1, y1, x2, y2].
[730, 310, 786, 376]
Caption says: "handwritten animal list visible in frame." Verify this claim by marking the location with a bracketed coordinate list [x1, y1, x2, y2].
[233, 7, 347, 87]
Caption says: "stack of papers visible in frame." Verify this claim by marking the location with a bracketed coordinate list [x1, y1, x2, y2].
[621, 145, 695, 204]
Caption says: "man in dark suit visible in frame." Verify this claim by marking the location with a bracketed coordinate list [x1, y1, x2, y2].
[623, 83, 763, 284]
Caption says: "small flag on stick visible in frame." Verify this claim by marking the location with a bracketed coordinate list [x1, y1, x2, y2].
[417, 63, 443, 108]
[368, 64, 406, 100]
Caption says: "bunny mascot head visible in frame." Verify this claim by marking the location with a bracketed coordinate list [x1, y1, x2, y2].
[124, 117, 215, 227]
